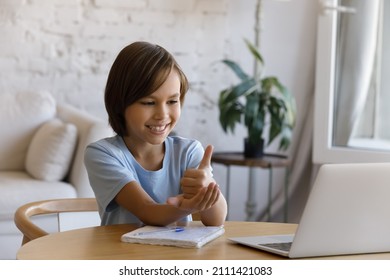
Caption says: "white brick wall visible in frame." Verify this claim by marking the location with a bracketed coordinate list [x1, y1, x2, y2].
[0, 0, 255, 137]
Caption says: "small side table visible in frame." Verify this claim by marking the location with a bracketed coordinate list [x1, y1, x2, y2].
[211, 152, 290, 222]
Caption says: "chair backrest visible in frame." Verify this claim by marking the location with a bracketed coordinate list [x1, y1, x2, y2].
[14, 198, 98, 245]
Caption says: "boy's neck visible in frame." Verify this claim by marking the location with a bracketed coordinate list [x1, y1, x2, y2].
[123, 137, 165, 171]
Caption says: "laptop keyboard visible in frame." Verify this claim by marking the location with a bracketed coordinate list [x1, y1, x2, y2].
[261, 242, 292, 252]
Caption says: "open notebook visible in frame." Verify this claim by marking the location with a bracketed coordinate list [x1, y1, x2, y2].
[122, 224, 224, 248]
[229, 162, 390, 258]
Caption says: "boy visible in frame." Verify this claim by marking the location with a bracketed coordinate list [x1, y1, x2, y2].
[84, 41, 227, 227]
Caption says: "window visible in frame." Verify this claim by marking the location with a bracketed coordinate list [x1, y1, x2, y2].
[313, 0, 390, 163]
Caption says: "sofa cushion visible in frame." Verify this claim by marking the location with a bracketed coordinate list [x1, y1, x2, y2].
[25, 119, 78, 181]
[0, 91, 56, 171]
[0, 171, 77, 221]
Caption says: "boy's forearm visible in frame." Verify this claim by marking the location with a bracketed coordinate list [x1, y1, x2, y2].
[138, 202, 192, 226]
[199, 195, 228, 226]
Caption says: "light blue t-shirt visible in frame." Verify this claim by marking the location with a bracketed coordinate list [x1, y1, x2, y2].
[84, 135, 204, 225]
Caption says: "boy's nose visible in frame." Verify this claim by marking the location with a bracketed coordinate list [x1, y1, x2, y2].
[154, 104, 168, 119]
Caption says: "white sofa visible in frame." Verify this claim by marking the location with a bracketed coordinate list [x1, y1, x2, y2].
[0, 91, 112, 259]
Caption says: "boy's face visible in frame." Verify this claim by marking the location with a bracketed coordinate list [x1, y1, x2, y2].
[123, 69, 181, 146]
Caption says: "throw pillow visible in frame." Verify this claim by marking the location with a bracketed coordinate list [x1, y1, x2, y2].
[25, 119, 78, 181]
[0, 91, 56, 170]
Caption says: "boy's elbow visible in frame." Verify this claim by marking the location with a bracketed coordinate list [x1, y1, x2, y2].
[202, 220, 225, 227]
[200, 212, 227, 226]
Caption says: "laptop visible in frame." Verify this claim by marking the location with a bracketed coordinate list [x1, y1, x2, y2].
[229, 162, 390, 258]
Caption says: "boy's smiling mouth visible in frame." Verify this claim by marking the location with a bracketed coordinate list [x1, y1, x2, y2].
[146, 124, 169, 133]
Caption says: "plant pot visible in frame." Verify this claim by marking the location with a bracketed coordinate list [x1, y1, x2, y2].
[244, 138, 264, 158]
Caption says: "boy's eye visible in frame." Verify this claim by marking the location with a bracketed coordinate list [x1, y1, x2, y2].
[140, 101, 155, 106]
[168, 100, 179, 105]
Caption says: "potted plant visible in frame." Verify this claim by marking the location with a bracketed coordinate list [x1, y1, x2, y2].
[218, 39, 296, 158]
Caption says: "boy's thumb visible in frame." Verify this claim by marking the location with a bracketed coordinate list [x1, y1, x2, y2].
[198, 145, 213, 170]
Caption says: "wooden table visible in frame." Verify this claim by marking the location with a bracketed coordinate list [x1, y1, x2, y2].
[211, 152, 290, 221]
[16, 221, 390, 260]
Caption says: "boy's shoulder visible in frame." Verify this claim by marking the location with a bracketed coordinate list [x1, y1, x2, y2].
[167, 136, 203, 158]
[88, 135, 123, 151]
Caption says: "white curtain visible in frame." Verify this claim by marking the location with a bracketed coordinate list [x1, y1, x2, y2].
[333, 0, 381, 146]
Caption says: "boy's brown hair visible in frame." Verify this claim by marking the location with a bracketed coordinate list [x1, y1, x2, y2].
[104, 41, 189, 136]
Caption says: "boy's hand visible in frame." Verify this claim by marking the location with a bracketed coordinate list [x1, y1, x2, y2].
[181, 145, 214, 199]
[167, 182, 220, 212]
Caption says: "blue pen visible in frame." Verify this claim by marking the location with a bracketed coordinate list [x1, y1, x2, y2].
[134, 227, 185, 236]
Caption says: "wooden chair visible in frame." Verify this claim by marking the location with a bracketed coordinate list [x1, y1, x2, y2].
[14, 198, 98, 245]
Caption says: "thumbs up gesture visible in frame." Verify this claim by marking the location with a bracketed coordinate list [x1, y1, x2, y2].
[181, 145, 215, 199]
[198, 144, 213, 171]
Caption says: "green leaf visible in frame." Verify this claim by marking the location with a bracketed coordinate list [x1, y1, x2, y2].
[222, 59, 249, 81]
[244, 39, 264, 65]
[219, 79, 257, 105]
[244, 94, 259, 128]
[278, 126, 293, 150]
[282, 89, 297, 128]
[218, 89, 244, 134]
[268, 118, 282, 145]
[261, 77, 281, 94]
[219, 105, 242, 133]
[245, 94, 265, 145]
